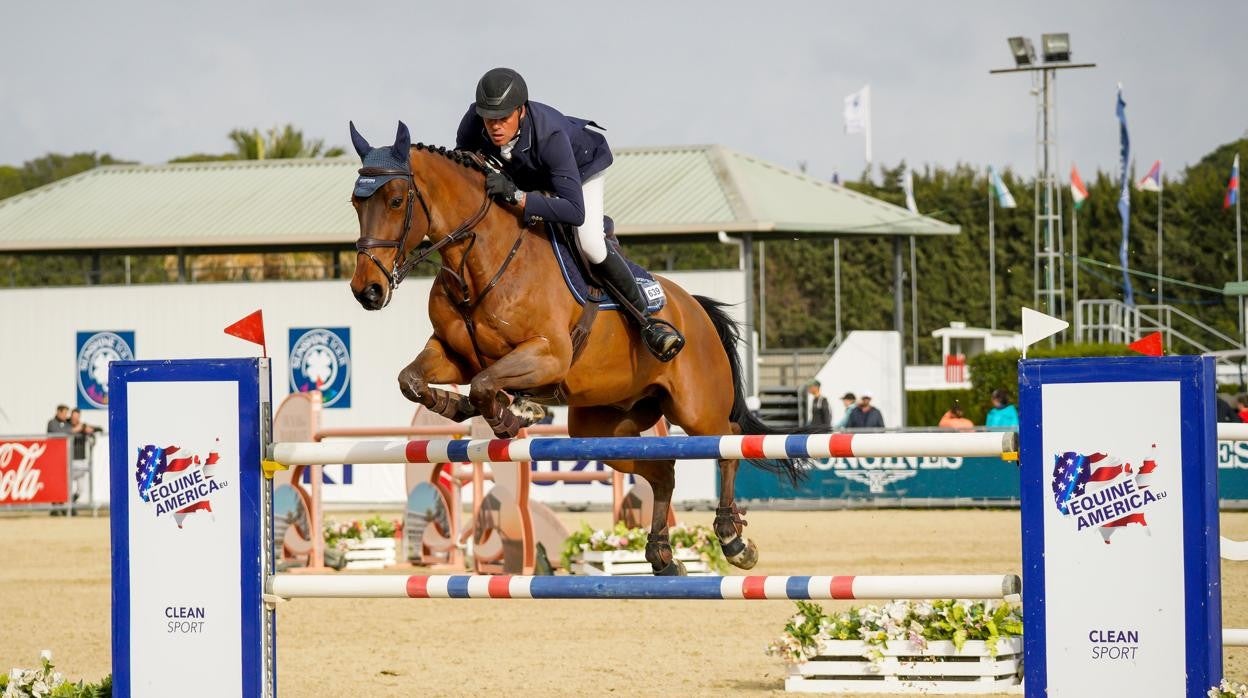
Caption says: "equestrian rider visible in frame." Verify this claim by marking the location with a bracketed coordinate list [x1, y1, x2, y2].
[455, 67, 685, 362]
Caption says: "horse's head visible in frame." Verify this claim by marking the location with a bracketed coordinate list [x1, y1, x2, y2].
[348, 120, 426, 310]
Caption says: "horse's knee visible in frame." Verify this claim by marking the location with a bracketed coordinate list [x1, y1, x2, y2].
[397, 363, 427, 402]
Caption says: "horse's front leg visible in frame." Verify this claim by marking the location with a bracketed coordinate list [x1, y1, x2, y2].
[468, 337, 570, 438]
[398, 336, 476, 422]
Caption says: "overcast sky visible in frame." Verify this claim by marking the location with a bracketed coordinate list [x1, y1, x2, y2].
[3, 1, 1244, 183]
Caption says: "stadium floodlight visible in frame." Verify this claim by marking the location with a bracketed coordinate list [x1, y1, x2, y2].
[1008, 36, 1036, 67]
[1041, 33, 1071, 63]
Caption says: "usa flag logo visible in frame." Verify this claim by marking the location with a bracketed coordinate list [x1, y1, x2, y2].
[134, 442, 228, 528]
[1052, 446, 1164, 544]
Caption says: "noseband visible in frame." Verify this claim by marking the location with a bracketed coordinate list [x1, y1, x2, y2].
[354, 165, 492, 290]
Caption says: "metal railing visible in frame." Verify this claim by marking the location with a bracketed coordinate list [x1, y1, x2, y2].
[1076, 299, 1241, 361]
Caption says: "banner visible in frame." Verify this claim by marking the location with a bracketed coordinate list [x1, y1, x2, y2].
[0, 436, 70, 505]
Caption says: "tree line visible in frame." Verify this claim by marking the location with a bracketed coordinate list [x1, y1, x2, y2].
[2, 126, 1244, 360]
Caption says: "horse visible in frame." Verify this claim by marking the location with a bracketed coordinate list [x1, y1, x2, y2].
[347, 121, 810, 575]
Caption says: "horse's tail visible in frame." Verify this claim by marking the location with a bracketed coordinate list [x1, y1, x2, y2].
[693, 295, 810, 485]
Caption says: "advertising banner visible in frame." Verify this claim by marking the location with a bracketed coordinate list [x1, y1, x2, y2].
[288, 327, 351, 408]
[109, 359, 271, 698]
[0, 436, 70, 505]
[77, 330, 135, 409]
[1019, 356, 1220, 697]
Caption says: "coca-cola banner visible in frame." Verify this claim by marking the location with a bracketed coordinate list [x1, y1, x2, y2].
[0, 437, 70, 505]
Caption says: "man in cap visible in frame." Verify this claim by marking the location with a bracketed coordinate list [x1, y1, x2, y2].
[845, 389, 885, 429]
[833, 391, 857, 429]
[454, 67, 684, 362]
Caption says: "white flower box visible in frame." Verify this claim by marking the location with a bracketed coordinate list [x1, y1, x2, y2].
[572, 549, 717, 576]
[785, 637, 1023, 694]
[342, 537, 397, 570]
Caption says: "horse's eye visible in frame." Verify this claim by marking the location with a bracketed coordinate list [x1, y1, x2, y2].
[389, 196, 403, 209]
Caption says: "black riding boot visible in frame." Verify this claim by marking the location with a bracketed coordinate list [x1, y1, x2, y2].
[591, 248, 685, 361]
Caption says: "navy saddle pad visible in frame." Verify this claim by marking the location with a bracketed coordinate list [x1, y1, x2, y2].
[547, 217, 665, 312]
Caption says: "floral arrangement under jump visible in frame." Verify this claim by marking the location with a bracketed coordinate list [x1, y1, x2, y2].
[559, 521, 728, 574]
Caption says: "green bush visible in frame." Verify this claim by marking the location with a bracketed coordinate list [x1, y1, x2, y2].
[965, 343, 1134, 409]
[907, 388, 979, 427]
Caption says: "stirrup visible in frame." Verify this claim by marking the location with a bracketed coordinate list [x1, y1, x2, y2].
[641, 320, 685, 362]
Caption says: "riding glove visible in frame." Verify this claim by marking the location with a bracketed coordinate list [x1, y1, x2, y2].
[485, 171, 521, 205]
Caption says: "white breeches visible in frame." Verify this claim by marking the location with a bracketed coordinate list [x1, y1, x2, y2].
[576, 172, 607, 264]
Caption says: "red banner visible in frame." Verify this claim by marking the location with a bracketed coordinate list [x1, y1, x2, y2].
[0, 437, 71, 505]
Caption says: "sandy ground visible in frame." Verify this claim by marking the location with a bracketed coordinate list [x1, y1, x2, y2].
[1, 508, 1245, 697]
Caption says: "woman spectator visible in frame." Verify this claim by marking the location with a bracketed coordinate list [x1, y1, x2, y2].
[985, 389, 1019, 429]
[939, 402, 974, 430]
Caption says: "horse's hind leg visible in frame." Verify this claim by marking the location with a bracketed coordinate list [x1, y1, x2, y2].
[567, 404, 682, 575]
[713, 458, 758, 570]
[634, 461, 683, 576]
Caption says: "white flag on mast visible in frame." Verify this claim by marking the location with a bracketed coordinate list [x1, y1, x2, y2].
[843, 85, 869, 134]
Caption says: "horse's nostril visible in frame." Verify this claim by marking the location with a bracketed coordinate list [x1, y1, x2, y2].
[366, 284, 382, 301]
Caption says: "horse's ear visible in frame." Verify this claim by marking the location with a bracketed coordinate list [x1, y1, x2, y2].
[392, 121, 411, 162]
[349, 121, 371, 161]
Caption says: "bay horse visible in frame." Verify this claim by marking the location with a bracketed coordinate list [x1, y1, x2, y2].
[347, 121, 809, 575]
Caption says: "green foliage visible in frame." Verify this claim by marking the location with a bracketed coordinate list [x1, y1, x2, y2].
[966, 343, 1134, 408]
[0, 152, 132, 202]
[560, 521, 728, 574]
[907, 388, 980, 426]
[0, 651, 111, 697]
[767, 599, 1024, 666]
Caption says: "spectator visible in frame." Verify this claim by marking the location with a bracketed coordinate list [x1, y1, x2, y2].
[1238, 395, 1248, 424]
[69, 408, 99, 462]
[1218, 395, 1242, 423]
[806, 381, 831, 428]
[939, 402, 974, 430]
[46, 404, 72, 435]
[985, 389, 1019, 429]
[834, 392, 857, 430]
[846, 390, 885, 429]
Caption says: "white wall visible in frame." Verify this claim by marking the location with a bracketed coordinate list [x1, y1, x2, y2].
[0, 269, 743, 505]
[813, 330, 903, 428]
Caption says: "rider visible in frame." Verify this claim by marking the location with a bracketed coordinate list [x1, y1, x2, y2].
[455, 67, 684, 362]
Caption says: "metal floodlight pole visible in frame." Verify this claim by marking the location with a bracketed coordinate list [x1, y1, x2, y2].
[992, 51, 1095, 341]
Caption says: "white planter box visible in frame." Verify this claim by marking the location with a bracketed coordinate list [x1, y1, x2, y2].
[342, 538, 397, 570]
[785, 637, 1023, 694]
[572, 549, 717, 576]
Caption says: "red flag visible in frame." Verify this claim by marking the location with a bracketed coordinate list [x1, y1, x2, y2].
[1128, 332, 1163, 357]
[224, 310, 267, 357]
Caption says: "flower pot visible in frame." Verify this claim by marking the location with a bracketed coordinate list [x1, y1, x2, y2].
[784, 637, 1023, 694]
[572, 548, 716, 576]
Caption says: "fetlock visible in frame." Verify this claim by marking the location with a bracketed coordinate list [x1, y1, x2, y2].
[645, 533, 686, 576]
[714, 506, 758, 570]
[483, 394, 522, 438]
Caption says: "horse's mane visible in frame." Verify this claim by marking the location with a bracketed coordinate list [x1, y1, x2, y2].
[413, 143, 488, 176]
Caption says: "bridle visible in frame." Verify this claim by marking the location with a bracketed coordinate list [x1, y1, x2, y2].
[353, 164, 492, 290]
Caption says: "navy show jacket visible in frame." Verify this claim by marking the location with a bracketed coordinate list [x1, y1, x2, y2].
[455, 100, 612, 227]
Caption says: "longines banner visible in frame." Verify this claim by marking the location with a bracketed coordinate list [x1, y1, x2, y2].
[733, 444, 1248, 503]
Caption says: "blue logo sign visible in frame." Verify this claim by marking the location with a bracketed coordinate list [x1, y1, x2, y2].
[288, 327, 351, 408]
[77, 330, 135, 409]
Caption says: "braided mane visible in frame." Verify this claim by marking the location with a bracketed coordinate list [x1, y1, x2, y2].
[413, 142, 489, 175]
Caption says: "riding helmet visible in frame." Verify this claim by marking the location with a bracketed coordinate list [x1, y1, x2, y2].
[475, 68, 528, 119]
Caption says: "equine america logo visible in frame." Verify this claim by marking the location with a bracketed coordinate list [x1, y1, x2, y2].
[288, 327, 351, 408]
[76, 330, 135, 409]
[134, 442, 228, 528]
[1051, 447, 1166, 543]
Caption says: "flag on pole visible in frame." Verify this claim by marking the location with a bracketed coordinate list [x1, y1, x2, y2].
[989, 166, 1017, 208]
[902, 166, 918, 213]
[1136, 160, 1162, 192]
[1070, 164, 1089, 210]
[1226, 154, 1240, 210]
[843, 86, 869, 134]
[224, 309, 267, 357]
[1116, 85, 1134, 307]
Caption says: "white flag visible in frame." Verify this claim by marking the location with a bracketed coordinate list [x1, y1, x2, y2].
[903, 166, 918, 213]
[844, 85, 869, 135]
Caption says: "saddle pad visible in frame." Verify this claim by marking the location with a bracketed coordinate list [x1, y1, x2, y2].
[548, 224, 665, 312]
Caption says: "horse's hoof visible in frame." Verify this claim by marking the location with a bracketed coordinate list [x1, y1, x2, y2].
[653, 558, 687, 576]
[723, 536, 758, 570]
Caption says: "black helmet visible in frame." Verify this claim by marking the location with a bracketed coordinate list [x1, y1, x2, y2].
[475, 67, 528, 119]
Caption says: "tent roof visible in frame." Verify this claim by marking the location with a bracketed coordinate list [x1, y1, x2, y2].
[0, 144, 958, 252]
